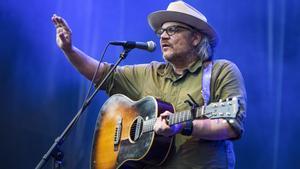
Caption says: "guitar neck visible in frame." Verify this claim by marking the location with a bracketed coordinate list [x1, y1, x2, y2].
[142, 97, 238, 133]
[142, 107, 204, 133]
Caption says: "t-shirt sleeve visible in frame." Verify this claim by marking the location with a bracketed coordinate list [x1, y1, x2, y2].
[96, 62, 149, 100]
[213, 60, 247, 139]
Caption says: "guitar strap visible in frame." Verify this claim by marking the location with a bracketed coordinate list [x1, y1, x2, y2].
[202, 61, 213, 105]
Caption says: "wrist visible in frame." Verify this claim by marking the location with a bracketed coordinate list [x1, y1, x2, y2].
[62, 45, 74, 54]
[181, 120, 193, 136]
[171, 123, 183, 135]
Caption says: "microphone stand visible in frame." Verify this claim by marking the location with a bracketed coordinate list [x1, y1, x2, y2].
[35, 48, 132, 169]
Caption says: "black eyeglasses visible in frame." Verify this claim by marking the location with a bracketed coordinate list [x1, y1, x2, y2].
[155, 25, 193, 37]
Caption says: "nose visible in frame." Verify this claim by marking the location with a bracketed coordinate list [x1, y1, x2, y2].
[160, 30, 169, 39]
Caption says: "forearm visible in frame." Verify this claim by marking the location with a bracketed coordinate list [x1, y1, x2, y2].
[191, 119, 237, 140]
[52, 15, 104, 83]
[62, 46, 103, 82]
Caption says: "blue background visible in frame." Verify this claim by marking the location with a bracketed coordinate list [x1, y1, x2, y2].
[0, 0, 299, 168]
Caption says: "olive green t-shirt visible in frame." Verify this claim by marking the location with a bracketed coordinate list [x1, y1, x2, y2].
[98, 59, 246, 168]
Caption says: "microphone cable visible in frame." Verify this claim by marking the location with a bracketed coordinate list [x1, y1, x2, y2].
[79, 43, 111, 110]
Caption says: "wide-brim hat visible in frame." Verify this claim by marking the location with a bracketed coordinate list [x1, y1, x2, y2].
[148, 1, 218, 46]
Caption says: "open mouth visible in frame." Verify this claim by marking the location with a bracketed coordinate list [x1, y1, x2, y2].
[161, 43, 171, 49]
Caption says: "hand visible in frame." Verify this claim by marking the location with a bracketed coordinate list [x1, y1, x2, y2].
[51, 14, 72, 52]
[153, 111, 183, 137]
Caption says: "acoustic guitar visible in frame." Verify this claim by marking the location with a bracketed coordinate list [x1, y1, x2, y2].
[91, 94, 239, 169]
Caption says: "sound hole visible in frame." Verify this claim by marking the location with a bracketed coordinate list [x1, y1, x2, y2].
[129, 116, 144, 142]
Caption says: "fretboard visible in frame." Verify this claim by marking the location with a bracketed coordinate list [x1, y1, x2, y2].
[142, 107, 205, 133]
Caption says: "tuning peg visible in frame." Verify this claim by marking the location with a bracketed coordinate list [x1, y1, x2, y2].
[229, 119, 234, 124]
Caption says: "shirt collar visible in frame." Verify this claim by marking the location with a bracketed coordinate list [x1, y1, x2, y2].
[157, 59, 203, 80]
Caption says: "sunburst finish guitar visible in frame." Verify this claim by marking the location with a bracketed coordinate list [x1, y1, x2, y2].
[91, 94, 239, 169]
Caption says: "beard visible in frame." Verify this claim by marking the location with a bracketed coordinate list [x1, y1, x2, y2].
[162, 48, 197, 66]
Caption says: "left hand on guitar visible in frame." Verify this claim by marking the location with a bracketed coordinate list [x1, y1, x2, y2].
[153, 111, 183, 137]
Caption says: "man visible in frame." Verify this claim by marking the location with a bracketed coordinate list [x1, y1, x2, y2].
[52, 1, 246, 168]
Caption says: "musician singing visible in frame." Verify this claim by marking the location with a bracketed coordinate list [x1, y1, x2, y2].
[52, 1, 246, 168]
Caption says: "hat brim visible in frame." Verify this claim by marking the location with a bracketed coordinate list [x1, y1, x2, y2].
[148, 10, 218, 46]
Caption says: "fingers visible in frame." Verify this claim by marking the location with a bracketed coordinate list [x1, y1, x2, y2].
[154, 116, 170, 134]
[51, 14, 58, 25]
[58, 31, 68, 44]
[52, 14, 72, 50]
[57, 27, 70, 39]
[52, 14, 72, 33]
[52, 14, 61, 27]
[156, 111, 171, 128]
[160, 111, 172, 117]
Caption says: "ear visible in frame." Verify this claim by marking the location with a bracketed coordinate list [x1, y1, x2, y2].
[192, 32, 202, 46]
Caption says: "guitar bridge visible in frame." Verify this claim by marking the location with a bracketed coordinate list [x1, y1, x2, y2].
[114, 116, 122, 151]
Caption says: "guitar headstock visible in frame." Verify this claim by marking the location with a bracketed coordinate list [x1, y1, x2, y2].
[204, 97, 239, 119]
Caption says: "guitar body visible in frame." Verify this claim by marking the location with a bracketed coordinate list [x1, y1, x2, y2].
[91, 94, 175, 169]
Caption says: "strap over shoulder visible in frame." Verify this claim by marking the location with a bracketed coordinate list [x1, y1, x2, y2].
[202, 61, 213, 105]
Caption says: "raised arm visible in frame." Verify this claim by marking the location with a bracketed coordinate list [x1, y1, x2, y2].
[51, 14, 104, 82]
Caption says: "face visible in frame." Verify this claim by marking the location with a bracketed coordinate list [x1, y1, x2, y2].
[157, 22, 201, 64]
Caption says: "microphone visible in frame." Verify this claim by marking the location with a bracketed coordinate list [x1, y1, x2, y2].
[109, 41, 156, 52]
